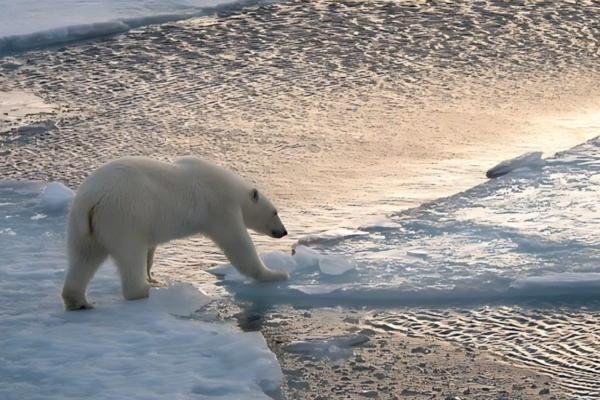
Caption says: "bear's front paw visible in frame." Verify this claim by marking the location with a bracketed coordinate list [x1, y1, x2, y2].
[257, 269, 289, 282]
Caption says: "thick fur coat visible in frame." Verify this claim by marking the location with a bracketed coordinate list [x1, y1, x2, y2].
[61, 156, 288, 310]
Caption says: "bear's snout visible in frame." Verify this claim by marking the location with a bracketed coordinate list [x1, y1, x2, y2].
[272, 228, 287, 239]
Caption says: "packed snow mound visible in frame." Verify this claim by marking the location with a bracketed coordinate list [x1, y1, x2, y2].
[41, 181, 75, 212]
[210, 138, 600, 306]
[0, 181, 283, 400]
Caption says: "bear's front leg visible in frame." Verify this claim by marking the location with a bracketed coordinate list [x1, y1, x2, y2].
[209, 219, 290, 282]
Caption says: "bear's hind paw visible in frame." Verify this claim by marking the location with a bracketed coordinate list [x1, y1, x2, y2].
[64, 300, 95, 311]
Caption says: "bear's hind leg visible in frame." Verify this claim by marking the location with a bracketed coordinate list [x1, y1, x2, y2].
[62, 238, 108, 310]
[112, 246, 152, 301]
[146, 246, 162, 286]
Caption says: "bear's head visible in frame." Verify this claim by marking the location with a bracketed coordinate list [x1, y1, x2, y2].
[242, 188, 287, 239]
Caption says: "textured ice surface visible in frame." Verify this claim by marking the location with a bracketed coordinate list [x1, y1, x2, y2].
[0, 181, 282, 400]
[319, 255, 356, 275]
[214, 138, 600, 306]
[148, 280, 212, 316]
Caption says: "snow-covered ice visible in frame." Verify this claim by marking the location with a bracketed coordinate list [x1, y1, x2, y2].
[211, 137, 600, 306]
[148, 280, 212, 316]
[0, 0, 265, 55]
[0, 181, 282, 400]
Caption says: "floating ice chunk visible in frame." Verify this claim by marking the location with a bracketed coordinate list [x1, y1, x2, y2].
[261, 251, 297, 273]
[361, 249, 428, 263]
[359, 220, 403, 231]
[148, 281, 211, 317]
[17, 119, 57, 135]
[40, 181, 74, 212]
[206, 263, 245, 281]
[292, 245, 322, 269]
[1, 61, 22, 70]
[319, 255, 357, 275]
[406, 250, 428, 259]
[283, 334, 369, 361]
[289, 284, 345, 294]
[511, 273, 600, 292]
[297, 228, 369, 245]
[486, 151, 545, 179]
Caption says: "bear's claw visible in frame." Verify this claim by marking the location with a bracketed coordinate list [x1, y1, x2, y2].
[147, 278, 165, 287]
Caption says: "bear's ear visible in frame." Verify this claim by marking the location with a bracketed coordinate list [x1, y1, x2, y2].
[250, 189, 260, 203]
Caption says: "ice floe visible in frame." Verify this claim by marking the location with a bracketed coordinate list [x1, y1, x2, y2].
[212, 137, 600, 306]
[486, 151, 545, 179]
[0, 181, 283, 400]
[283, 334, 369, 361]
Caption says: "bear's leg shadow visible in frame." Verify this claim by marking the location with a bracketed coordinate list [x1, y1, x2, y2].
[209, 217, 289, 282]
[110, 245, 152, 301]
[62, 236, 108, 310]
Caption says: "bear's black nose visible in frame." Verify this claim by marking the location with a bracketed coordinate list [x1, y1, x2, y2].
[273, 229, 287, 239]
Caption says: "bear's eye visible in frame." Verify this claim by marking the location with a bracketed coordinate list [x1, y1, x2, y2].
[274, 211, 278, 216]
[251, 189, 259, 203]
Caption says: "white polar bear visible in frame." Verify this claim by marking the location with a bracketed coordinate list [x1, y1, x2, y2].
[61, 156, 289, 310]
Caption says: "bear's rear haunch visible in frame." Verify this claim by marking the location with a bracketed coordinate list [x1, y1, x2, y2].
[61, 156, 289, 310]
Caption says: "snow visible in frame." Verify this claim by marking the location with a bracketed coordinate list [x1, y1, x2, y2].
[0, 181, 282, 400]
[211, 137, 600, 306]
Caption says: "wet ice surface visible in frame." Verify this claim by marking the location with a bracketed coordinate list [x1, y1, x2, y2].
[0, 181, 282, 400]
[214, 137, 600, 307]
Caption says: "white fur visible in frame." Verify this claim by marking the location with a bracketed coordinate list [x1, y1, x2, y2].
[61, 156, 289, 310]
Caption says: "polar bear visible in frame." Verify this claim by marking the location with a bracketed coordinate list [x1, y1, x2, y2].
[61, 156, 289, 310]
